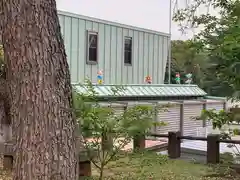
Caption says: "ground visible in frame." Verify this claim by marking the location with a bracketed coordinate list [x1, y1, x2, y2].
[0, 151, 239, 180]
[90, 151, 239, 180]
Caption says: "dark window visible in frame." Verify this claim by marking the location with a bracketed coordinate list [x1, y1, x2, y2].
[124, 37, 132, 65]
[87, 31, 98, 63]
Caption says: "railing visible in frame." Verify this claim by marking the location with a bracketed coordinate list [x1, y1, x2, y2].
[133, 131, 240, 164]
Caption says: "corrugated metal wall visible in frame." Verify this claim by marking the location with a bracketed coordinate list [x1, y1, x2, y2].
[206, 100, 224, 112]
[156, 103, 181, 134]
[183, 101, 204, 137]
[58, 11, 170, 84]
[81, 99, 226, 137]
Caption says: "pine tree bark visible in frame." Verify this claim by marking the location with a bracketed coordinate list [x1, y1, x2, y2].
[1, 0, 77, 179]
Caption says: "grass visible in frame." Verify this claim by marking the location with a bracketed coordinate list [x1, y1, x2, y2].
[0, 151, 239, 180]
[0, 170, 11, 180]
[89, 151, 240, 180]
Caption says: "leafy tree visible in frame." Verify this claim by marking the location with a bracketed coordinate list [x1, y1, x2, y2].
[164, 56, 179, 84]
[1, 0, 77, 179]
[165, 40, 208, 87]
[174, 0, 240, 167]
[73, 80, 166, 180]
[164, 41, 188, 84]
[173, 0, 240, 98]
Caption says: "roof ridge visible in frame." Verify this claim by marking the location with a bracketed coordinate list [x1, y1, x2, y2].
[73, 84, 207, 97]
[72, 83, 198, 87]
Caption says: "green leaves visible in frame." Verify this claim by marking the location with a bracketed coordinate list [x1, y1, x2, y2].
[173, 0, 240, 164]
[165, 40, 209, 86]
[200, 108, 240, 140]
[173, 0, 240, 99]
[207, 24, 240, 99]
[201, 109, 234, 129]
[120, 105, 155, 136]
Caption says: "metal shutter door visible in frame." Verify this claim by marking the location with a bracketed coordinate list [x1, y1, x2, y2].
[183, 103, 203, 136]
[156, 104, 181, 134]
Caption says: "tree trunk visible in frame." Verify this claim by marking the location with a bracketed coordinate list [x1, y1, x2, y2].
[0, 77, 10, 169]
[0, 78, 10, 125]
[1, 1, 77, 180]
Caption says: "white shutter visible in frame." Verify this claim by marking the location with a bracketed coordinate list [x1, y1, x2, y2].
[183, 101, 203, 137]
[196, 127, 207, 137]
[155, 103, 181, 134]
[206, 101, 224, 112]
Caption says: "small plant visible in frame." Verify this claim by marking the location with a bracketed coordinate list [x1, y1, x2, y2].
[73, 80, 166, 180]
[201, 109, 236, 129]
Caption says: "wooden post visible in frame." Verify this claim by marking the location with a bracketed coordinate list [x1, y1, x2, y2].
[0, 144, 4, 169]
[77, 135, 92, 178]
[179, 103, 184, 136]
[223, 101, 227, 111]
[207, 134, 220, 164]
[3, 155, 13, 170]
[168, 131, 181, 158]
[133, 134, 145, 151]
[79, 161, 91, 177]
[101, 133, 113, 151]
[153, 103, 158, 140]
[202, 102, 206, 127]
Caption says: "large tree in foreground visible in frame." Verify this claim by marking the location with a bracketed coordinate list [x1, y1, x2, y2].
[1, 0, 77, 179]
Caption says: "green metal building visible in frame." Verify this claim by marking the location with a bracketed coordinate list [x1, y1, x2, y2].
[58, 11, 170, 84]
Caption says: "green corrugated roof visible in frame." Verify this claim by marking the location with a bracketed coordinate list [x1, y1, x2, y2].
[73, 84, 207, 97]
[205, 96, 227, 100]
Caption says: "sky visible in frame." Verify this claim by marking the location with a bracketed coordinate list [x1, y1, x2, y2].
[56, 0, 195, 40]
